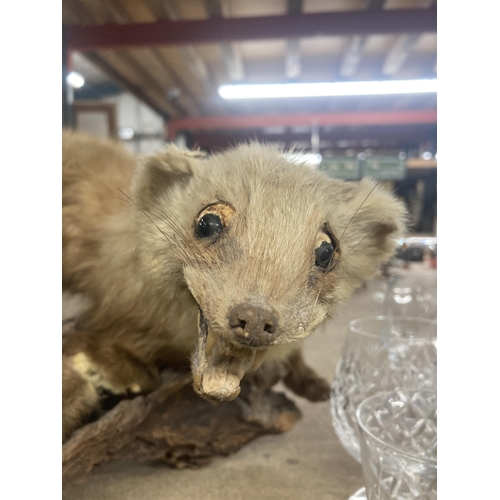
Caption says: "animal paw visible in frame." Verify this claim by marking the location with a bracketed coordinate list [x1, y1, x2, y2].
[296, 375, 331, 402]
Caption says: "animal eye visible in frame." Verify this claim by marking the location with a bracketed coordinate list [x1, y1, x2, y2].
[195, 201, 236, 240]
[314, 225, 340, 271]
[196, 213, 223, 239]
[315, 238, 339, 270]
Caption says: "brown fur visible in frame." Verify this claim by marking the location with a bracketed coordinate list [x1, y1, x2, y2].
[62, 130, 406, 442]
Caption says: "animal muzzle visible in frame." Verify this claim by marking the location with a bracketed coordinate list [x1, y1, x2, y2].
[227, 303, 279, 347]
[191, 302, 279, 402]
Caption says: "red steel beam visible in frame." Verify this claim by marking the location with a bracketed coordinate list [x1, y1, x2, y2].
[65, 9, 436, 51]
[167, 110, 437, 140]
[191, 125, 436, 149]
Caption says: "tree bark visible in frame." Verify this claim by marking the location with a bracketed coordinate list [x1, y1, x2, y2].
[62, 371, 302, 491]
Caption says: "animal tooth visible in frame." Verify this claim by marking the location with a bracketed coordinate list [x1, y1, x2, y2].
[226, 387, 241, 401]
[193, 373, 202, 392]
[252, 349, 268, 370]
[205, 329, 219, 357]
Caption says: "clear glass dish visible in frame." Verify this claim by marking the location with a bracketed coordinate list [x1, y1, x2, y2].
[354, 390, 437, 500]
[330, 316, 437, 462]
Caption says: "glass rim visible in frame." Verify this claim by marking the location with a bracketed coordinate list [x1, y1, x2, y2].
[349, 315, 437, 342]
[356, 390, 437, 467]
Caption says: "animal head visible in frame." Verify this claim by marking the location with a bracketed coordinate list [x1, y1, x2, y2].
[131, 143, 406, 400]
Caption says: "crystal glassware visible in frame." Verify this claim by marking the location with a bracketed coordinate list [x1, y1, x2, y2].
[368, 276, 437, 320]
[349, 390, 437, 500]
[330, 316, 437, 462]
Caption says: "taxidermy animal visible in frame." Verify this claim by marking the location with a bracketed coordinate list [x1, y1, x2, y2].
[62, 130, 406, 442]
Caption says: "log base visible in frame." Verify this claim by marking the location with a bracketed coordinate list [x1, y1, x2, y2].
[62, 371, 302, 491]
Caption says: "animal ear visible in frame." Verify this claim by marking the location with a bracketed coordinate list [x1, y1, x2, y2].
[330, 178, 407, 288]
[132, 144, 205, 208]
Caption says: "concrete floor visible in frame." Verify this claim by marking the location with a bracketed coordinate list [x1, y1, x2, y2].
[63, 263, 436, 500]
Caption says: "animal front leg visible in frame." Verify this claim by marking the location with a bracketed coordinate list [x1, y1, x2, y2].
[283, 349, 331, 402]
[62, 333, 162, 441]
[62, 356, 100, 443]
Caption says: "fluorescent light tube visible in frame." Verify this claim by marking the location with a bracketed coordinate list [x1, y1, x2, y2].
[67, 71, 85, 89]
[218, 79, 437, 99]
[285, 152, 322, 167]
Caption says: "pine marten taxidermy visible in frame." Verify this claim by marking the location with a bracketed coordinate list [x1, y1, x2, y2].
[62, 130, 406, 442]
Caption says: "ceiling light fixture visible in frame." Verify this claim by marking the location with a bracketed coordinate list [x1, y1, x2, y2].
[218, 79, 437, 99]
[118, 127, 135, 140]
[285, 152, 322, 167]
[66, 71, 85, 89]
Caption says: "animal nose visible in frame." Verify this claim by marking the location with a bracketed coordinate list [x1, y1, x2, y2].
[228, 303, 278, 342]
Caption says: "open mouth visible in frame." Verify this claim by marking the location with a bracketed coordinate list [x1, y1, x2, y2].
[192, 309, 267, 401]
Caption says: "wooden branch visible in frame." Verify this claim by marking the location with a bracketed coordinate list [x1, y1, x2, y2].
[62, 370, 302, 491]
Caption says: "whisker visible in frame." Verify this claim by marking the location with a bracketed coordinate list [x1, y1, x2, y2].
[338, 182, 379, 246]
[147, 197, 192, 242]
[120, 191, 169, 239]
[334, 273, 367, 283]
[145, 230, 170, 245]
[150, 205, 187, 238]
[337, 217, 389, 266]
[314, 290, 321, 308]
[147, 206, 189, 245]
[339, 223, 375, 248]
[116, 191, 188, 246]
[327, 296, 351, 312]
[117, 189, 188, 257]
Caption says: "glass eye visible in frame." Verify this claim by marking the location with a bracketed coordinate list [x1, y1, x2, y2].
[315, 240, 335, 269]
[196, 213, 223, 239]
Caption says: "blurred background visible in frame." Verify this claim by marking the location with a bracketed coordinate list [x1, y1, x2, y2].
[62, 0, 437, 236]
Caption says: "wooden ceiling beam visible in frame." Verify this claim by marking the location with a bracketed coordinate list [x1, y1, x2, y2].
[382, 34, 421, 75]
[168, 109, 437, 139]
[339, 0, 385, 78]
[120, 0, 224, 115]
[84, 51, 177, 117]
[66, 0, 225, 117]
[145, 0, 210, 82]
[285, 0, 303, 79]
[285, 39, 301, 79]
[101, 0, 203, 116]
[204, 0, 245, 81]
[382, 0, 436, 76]
[68, 0, 182, 117]
[65, 8, 437, 51]
[340, 36, 367, 78]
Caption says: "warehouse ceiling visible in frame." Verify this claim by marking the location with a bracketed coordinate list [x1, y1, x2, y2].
[62, 0, 437, 153]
